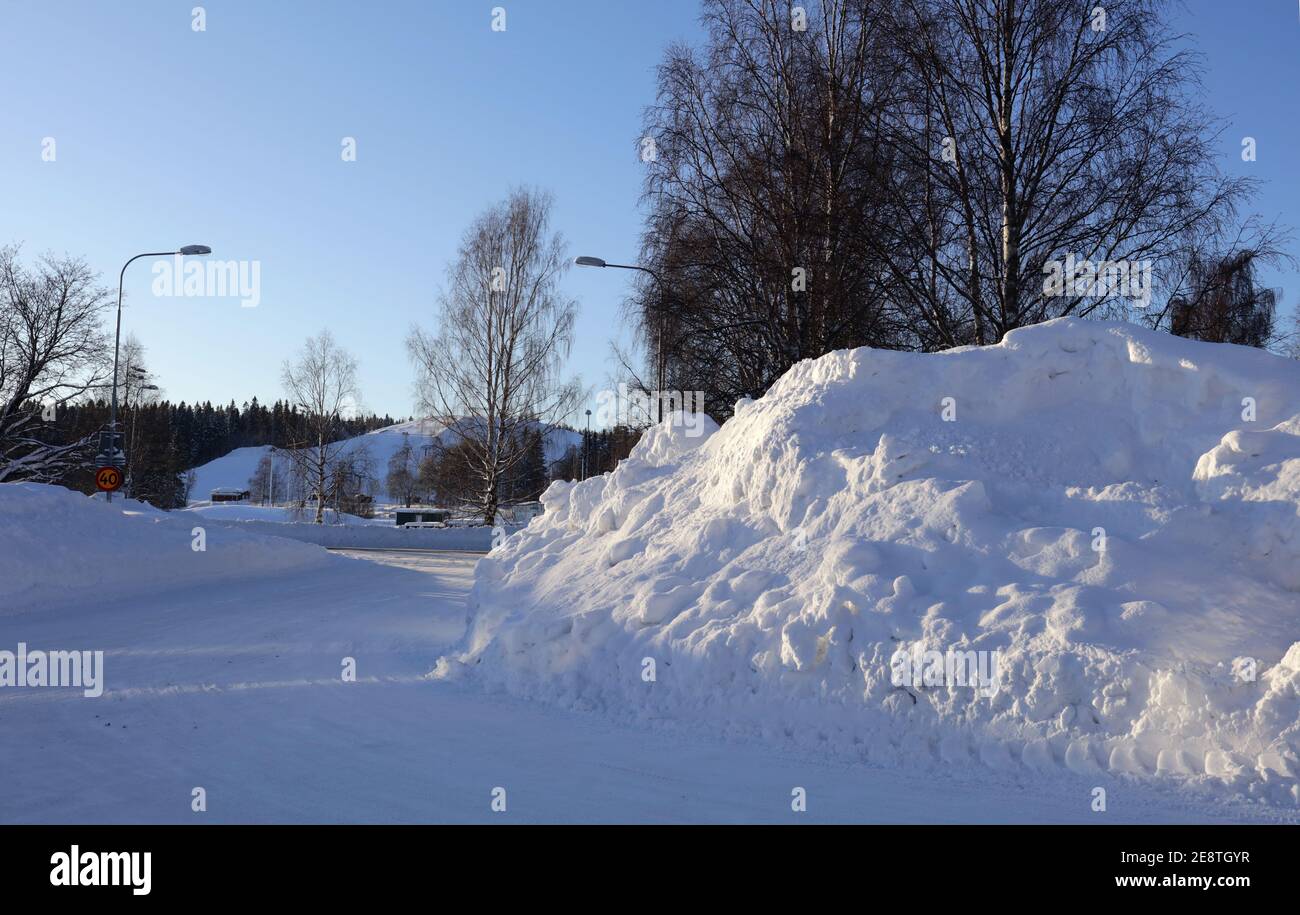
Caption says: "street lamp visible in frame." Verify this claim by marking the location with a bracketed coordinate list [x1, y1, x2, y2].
[124, 380, 160, 499]
[574, 255, 669, 423]
[107, 245, 211, 502]
[574, 255, 657, 280]
[582, 408, 592, 480]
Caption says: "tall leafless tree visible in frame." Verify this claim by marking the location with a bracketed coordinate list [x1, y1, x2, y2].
[882, 0, 1281, 342]
[0, 245, 111, 482]
[637, 0, 908, 414]
[248, 450, 288, 505]
[633, 0, 1289, 413]
[114, 334, 161, 497]
[385, 432, 419, 507]
[407, 188, 580, 527]
[281, 330, 361, 523]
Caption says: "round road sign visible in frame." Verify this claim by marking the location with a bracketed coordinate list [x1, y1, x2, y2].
[95, 466, 123, 492]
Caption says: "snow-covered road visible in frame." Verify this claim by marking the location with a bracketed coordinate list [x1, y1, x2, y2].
[0, 550, 1288, 824]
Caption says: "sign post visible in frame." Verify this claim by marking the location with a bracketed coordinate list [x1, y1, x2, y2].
[96, 428, 126, 501]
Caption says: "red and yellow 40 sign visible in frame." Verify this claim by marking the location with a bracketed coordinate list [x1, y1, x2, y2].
[95, 466, 123, 492]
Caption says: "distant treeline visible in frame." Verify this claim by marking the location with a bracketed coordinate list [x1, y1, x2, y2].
[552, 426, 641, 483]
[44, 396, 643, 512]
[47, 398, 398, 508]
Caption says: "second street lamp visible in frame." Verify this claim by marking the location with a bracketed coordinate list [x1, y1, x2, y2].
[583, 408, 592, 480]
[124, 378, 160, 500]
[575, 255, 669, 423]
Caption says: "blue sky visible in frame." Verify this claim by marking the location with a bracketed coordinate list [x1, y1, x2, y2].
[2, 0, 1296, 423]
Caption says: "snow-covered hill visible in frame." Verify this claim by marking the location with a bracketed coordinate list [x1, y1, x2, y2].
[186, 419, 582, 505]
[439, 319, 1300, 805]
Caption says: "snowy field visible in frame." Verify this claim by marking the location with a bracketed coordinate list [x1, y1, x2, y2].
[0, 542, 1288, 824]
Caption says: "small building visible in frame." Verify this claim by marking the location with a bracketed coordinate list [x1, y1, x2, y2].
[210, 488, 251, 503]
[396, 508, 451, 527]
[500, 501, 543, 524]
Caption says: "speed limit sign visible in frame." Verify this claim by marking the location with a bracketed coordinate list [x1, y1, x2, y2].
[95, 466, 123, 492]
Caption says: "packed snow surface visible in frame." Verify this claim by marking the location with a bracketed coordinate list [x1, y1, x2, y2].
[440, 319, 1300, 805]
[5, 544, 1277, 823]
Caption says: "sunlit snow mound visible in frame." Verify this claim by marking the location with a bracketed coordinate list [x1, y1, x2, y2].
[0, 483, 330, 613]
[439, 319, 1300, 804]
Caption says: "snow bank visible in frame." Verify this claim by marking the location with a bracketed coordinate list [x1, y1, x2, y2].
[439, 319, 1300, 805]
[0, 483, 331, 613]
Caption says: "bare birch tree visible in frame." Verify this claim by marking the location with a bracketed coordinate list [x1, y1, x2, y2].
[884, 0, 1279, 341]
[407, 188, 580, 527]
[281, 330, 361, 523]
[385, 432, 419, 507]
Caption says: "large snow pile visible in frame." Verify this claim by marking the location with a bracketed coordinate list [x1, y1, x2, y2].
[438, 319, 1300, 805]
[0, 483, 331, 613]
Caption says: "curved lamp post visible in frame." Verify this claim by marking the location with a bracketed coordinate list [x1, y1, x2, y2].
[107, 245, 212, 501]
[583, 408, 592, 480]
[574, 255, 669, 422]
